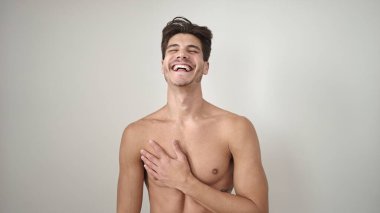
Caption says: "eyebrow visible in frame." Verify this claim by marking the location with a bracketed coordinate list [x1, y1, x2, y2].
[187, 45, 201, 50]
[167, 44, 179, 49]
[167, 44, 201, 51]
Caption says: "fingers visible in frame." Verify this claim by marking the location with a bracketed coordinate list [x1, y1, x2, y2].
[172, 140, 186, 160]
[149, 140, 167, 158]
[140, 149, 159, 165]
[140, 149, 160, 179]
[141, 150, 158, 171]
[143, 164, 159, 180]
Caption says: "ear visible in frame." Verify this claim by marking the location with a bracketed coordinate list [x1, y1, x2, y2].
[203, 61, 209, 75]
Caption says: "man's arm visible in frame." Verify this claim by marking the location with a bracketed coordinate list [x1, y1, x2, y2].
[117, 125, 144, 213]
[229, 117, 268, 212]
[141, 117, 268, 213]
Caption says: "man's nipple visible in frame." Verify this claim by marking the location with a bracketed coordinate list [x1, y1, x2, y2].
[212, 168, 218, 175]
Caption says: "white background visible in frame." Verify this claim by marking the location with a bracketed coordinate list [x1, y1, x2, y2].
[1, 0, 379, 212]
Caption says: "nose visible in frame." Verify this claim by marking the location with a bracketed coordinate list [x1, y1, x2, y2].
[176, 49, 188, 59]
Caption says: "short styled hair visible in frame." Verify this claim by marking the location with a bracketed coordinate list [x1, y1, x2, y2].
[161, 17, 213, 61]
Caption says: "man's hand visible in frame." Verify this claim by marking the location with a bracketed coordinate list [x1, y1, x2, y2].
[140, 140, 192, 190]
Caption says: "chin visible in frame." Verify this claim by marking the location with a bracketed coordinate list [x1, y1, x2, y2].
[171, 81, 192, 87]
[168, 78, 193, 86]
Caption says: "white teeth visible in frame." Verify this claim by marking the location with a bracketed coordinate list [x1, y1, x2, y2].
[173, 64, 191, 71]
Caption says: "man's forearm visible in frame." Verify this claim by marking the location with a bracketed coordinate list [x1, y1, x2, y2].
[180, 176, 266, 213]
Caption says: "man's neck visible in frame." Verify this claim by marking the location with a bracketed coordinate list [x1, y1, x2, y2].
[166, 84, 205, 121]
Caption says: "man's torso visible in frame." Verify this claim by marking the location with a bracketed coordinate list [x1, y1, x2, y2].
[132, 105, 238, 212]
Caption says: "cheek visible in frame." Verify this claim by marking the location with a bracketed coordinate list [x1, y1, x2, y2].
[161, 61, 170, 73]
[160, 63, 165, 73]
[197, 63, 207, 74]
[162, 57, 174, 70]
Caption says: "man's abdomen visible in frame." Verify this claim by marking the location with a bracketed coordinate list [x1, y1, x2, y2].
[148, 182, 215, 213]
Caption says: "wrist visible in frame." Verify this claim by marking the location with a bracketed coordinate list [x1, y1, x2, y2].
[178, 173, 197, 194]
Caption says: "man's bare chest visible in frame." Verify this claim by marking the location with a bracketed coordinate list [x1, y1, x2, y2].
[142, 122, 233, 185]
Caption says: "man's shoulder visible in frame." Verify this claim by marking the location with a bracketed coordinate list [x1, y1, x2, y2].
[206, 105, 256, 140]
[221, 113, 253, 132]
[124, 109, 166, 133]
[124, 117, 158, 134]
[210, 107, 258, 147]
[208, 104, 253, 127]
[121, 117, 159, 146]
[209, 108, 256, 147]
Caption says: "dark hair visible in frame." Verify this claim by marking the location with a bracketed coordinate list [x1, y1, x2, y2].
[161, 17, 213, 61]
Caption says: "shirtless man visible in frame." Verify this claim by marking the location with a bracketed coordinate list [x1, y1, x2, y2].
[117, 17, 268, 213]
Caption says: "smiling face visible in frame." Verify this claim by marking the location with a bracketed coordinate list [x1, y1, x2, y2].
[162, 33, 209, 87]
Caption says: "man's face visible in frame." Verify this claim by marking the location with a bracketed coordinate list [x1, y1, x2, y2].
[162, 33, 209, 87]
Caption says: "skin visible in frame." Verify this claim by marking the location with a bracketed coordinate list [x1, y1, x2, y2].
[117, 33, 268, 213]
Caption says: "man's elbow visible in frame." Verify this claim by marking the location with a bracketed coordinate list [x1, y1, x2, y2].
[246, 199, 268, 213]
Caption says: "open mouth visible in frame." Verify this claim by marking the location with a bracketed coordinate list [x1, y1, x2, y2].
[171, 64, 193, 72]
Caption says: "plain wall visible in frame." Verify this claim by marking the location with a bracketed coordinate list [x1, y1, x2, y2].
[1, 0, 379, 212]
